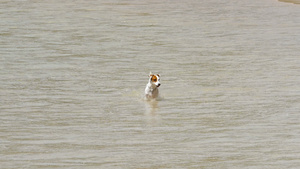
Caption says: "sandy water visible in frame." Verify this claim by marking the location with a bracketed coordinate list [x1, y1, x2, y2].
[1, 0, 300, 168]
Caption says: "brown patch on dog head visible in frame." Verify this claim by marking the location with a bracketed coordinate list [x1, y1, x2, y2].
[151, 75, 158, 82]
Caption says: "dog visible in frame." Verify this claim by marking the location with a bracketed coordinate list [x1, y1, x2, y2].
[145, 72, 161, 99]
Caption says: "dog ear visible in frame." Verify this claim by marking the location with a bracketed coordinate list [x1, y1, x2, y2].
[156, 74, 160, 77]
[149, 71, 153, 77]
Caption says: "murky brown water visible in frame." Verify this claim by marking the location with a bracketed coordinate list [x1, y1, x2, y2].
[1, 0, 300, 168]
[279, 0, 300, 4]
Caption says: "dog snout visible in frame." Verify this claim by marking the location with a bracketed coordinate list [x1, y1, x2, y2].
[157, 84, 161, 87]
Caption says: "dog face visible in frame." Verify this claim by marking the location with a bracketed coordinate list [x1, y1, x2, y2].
[149, 73, 161, 88]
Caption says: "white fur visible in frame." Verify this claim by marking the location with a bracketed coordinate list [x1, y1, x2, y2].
[145, 72, 161, 99]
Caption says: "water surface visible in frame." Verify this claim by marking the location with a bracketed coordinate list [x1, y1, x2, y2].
[1, 0, 300, 168]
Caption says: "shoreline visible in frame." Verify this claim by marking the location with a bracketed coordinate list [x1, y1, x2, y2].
[278, 0, 300, 4]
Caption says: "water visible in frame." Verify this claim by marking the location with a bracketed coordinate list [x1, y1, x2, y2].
[1, 0, 300, 168]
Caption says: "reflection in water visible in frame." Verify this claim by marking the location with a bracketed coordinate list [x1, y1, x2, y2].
[145, 99, 158, 115]
[144, 100, 161, 126]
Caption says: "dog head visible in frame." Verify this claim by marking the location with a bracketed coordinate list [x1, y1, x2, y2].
[149, 72, 161, 88]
